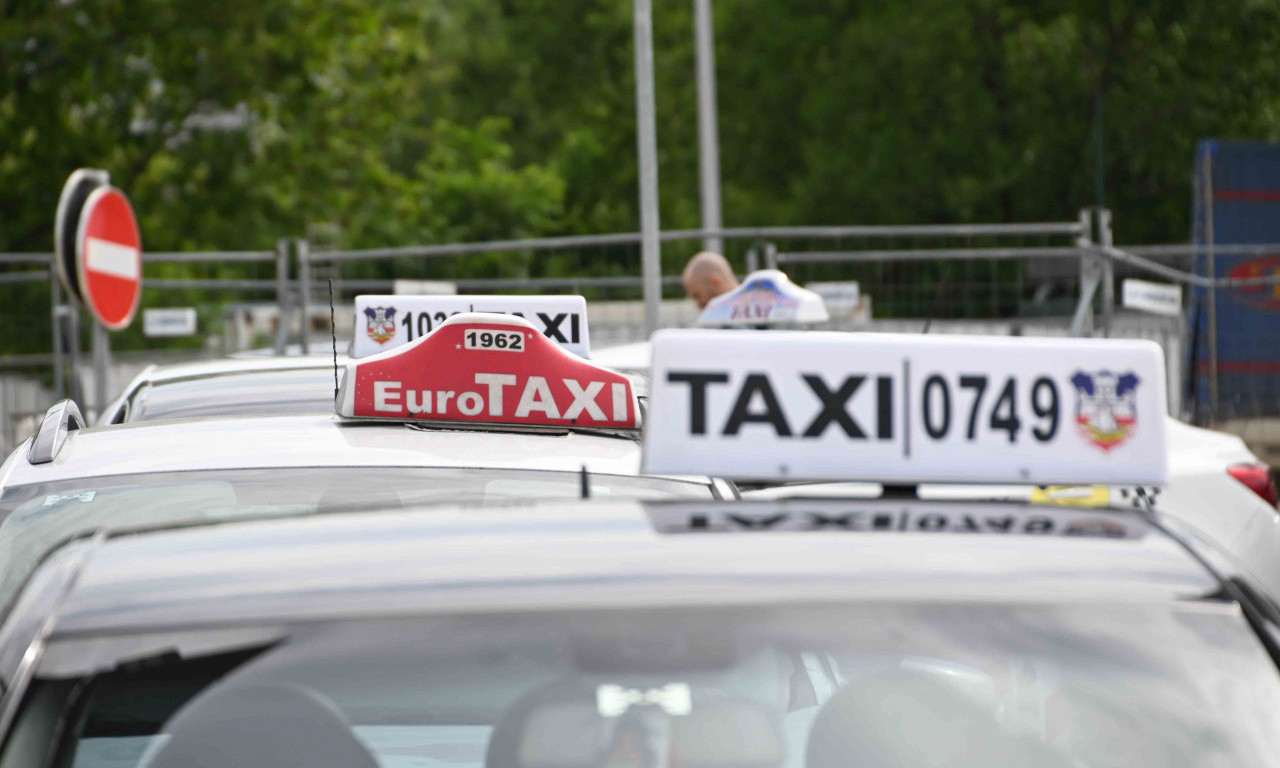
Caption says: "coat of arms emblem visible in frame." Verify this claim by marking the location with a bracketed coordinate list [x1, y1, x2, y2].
[1070, 370, 1139, 452]
[364, 305, 397, 345]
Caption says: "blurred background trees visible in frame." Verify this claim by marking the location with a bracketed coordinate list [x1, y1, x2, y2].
[1, 0, 1278, 322]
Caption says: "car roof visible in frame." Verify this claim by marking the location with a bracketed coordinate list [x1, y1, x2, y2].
[106, 353, 651, 421]
[123, 367, 340, 423]
[590, 341, 651, 373]
[5, 414, 647, 486]
[100, 357, 345, 424]
[37, 499, 1218, 637]
[129, 355, 341, 387]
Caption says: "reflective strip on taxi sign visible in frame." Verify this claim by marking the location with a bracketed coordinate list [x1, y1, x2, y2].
[1029, 486, 1112, 508]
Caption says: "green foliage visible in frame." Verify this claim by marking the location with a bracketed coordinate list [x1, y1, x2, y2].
[708, 0, 1280, 239]
[1, 0, 1279, 351]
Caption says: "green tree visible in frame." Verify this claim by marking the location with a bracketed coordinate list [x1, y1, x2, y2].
[0, 0, 566, 352]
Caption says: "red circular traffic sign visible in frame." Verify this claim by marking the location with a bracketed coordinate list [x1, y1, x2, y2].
[75, 187, 142, 330]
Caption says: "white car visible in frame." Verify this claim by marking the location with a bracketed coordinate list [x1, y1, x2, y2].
[7, 328, 1280, 768]
[599, 334, 1280, 601]
[0, 314, 733, 616]
[98, 356, 343, 425]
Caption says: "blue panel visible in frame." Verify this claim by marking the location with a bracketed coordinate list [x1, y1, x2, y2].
[1188, 140, 1280, 420]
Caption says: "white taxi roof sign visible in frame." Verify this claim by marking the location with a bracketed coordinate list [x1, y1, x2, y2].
[696, 269, 829, 327]
[337, 313, 638, 431]
[643, 330, 1168, 486]
[352, 295, 590, 359]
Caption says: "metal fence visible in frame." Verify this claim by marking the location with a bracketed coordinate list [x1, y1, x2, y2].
[303, 216, 1096, 348]
[4, 208, 1280, 450]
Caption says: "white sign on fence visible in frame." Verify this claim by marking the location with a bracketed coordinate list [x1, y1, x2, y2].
[806, 281, 870, 321]
[143, 308, 197, 337]
[806, 281, 860, 305]
[392, 280, 457, 296]
[1122, 279, 1182, 317]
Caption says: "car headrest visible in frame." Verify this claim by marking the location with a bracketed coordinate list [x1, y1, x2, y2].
[141, 682, 379, 768]
[316, 481, 403, 513]
[486, 681, 784, 768]
[805, 670, 1058, 768]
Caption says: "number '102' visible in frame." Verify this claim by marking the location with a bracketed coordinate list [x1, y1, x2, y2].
[920, 375, 1059, 444]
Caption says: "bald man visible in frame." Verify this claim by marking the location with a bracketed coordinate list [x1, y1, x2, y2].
[682, 251, 740, 308]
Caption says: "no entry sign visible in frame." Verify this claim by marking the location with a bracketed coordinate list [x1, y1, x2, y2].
[77, 188, 142, 329]
[54, 169, 143, 330]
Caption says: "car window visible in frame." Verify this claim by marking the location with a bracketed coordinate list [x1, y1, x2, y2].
[5, 602, 1280, 768]
[0, 468, 713, 617]
[129, 369, 338, 422]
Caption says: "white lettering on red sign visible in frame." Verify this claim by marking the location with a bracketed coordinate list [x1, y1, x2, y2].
[368, 374, 629, 422]
[338, 313, 638, 430]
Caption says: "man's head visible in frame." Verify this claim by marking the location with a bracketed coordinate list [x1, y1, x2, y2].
[682, 251, 739, 309]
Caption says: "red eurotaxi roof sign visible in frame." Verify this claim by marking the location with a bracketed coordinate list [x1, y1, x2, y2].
[336, 313, 639, 430]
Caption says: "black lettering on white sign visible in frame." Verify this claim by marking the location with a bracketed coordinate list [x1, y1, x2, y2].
[664, 368, 1066, 449]
[401, 309, 581, 344]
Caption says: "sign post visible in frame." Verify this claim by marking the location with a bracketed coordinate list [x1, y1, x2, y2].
[634, 0, 663, 336]
[53, 169, 143, 415]
[694, 0, 723, 255]
[92, 324, 110, 421]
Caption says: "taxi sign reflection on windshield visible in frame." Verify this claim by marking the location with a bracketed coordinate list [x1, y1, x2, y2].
[352, 295, 589, 359]
[642, 330, 1168, 485]
[337, 313, 638, 430]
[647, 502, 1147, 539]
[696, 270, 829, 327]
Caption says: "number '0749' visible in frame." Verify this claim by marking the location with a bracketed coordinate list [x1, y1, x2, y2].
[920, 375, 1058, 444]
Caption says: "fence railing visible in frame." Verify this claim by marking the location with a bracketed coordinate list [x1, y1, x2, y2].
[4, 208, 1280, 437]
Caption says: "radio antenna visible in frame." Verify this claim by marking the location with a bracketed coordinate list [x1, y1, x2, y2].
[328, 278, 338, 399]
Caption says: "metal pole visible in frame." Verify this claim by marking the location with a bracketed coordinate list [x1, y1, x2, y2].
[1204, 148, 1219, 421]
[1099, 208, 1114, 337]
[1093, 93, 1105, 209]
[634, 0, 663, 336]
[297, 238, 312, 353]
[1073, 209, 1095, 336]
[764, 242, 778, 270]
[92, 323, 109, 420]
[50, 270, 64, 397]
[1070, 273, 1102, 337]
[694, 0, 723, 255]
[0, 378, 10, 455]
[67, 305, 83, 406]
[274, 238, 291, 356]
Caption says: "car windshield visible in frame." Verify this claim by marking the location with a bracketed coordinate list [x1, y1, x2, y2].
[0, 468, 713, 616]
[5, 602, 1279, 768]
[128, 369, 339, 421]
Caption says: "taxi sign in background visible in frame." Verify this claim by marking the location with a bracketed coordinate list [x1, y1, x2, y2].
[696, 269, 828, 327]
[643, 330, 1168, 486]
[352, 295, 589, 359]
[338, 313, 637, 430]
